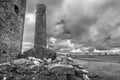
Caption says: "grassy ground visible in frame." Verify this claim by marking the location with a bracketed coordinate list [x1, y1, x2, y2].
[72, 55, 120, 63]
[73, 55, 120, 80]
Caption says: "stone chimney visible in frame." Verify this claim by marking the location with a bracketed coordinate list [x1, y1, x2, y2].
[34, 4, 47, 47]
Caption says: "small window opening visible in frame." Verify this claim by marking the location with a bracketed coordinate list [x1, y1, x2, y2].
[14, 4, 19, 15]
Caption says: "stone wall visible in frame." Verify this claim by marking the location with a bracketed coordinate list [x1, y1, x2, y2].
[0, 0, 27, 63]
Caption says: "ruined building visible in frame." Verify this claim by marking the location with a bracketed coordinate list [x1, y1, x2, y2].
[0, 0, 27, 63]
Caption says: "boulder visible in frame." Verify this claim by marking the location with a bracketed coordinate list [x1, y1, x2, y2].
[17, 46, 57, 60]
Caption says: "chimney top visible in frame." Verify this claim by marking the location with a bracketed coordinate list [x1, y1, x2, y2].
[36, 4, 46, 15]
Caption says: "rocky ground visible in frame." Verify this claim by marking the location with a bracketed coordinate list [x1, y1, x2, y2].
[0, 56, 90, 80]
[1, 54, 120, 80]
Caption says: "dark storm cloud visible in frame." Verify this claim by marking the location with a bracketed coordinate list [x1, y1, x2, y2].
[87, 4, 120, 49]
[58, 0, 120, 49]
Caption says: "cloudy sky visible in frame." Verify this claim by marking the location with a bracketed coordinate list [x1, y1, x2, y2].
[23, 0, 120, 51]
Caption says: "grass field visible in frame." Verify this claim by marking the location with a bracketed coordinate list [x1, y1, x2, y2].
[72, 55, 120, 63]
[72, 55, 120, 80]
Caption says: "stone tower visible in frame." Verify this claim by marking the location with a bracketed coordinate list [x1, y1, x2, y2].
[22, 4, 56, 60]
[34, 4, 47, 47]
[0, 0, 27, 63]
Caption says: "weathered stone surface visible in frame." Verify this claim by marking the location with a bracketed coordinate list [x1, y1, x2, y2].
[35, 4, 47, 47]
[0, 0, 27, 63]
[20, 46, 57, 60]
